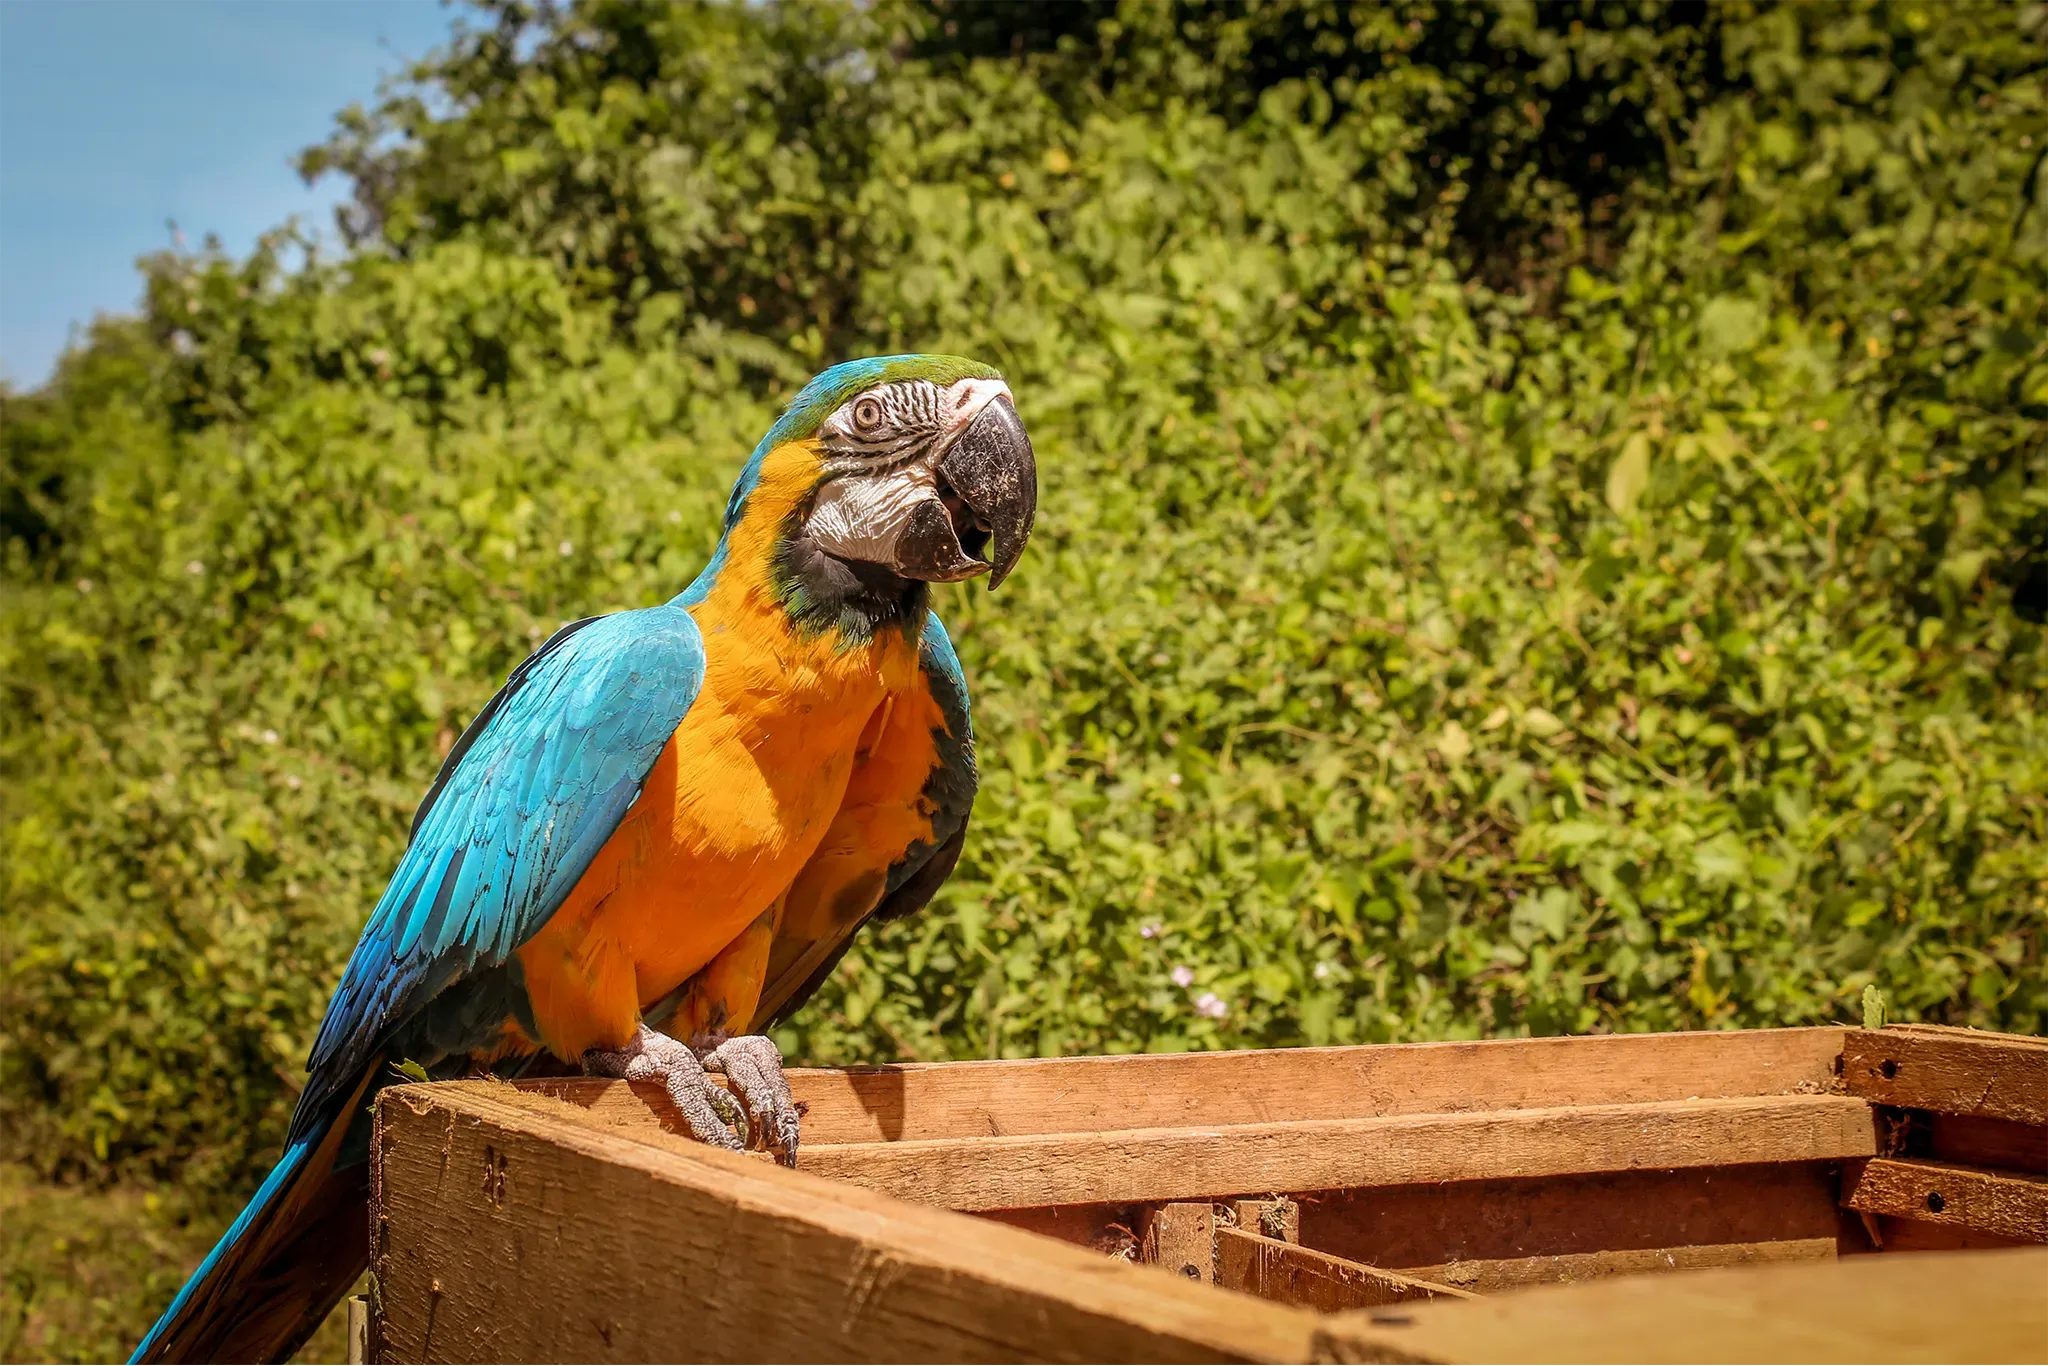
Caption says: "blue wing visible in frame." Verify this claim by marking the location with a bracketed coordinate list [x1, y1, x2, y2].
[756, 608, 978, 1027]
[885, 608, 977, 902]
[135, 603, 705, 1364]
[297, 602, 705, 1125]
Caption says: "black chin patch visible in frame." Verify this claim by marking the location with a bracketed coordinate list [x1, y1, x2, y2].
[772, 521, 927, 644]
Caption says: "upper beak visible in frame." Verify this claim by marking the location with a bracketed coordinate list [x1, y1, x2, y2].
[935, 394, 1036, 589]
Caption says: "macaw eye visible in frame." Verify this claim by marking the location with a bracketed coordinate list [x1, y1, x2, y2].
[852, 396, 885, 433]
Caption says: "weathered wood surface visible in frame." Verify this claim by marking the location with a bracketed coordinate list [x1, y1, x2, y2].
[1296, 1162, 1849, 1271]
[1926, 1112, 2048, 1174]
[1140, 1201, 1216, 1284]
[521, 1026, 1847, 1146]
[799, 1095, 1874, 1211]
[1400, 1238, 1839, 1294]
[367, 1027, 2048, 1364]
[1856, 1214, 2033, 1254]
[371, 1082, 1333, 1364]
[1842, 1157, 2048, 1243]
[1234, 1198, 1301, 1244]
[1315, 1248, 2048, 1365]
[1215, 1228, 1475, 1311]
[1841, 1025, 2048, 1127]
[977, 1201, 1146, 1260]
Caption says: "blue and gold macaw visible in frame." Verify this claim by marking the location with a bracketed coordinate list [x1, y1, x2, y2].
[135, 355, 1035, 1363]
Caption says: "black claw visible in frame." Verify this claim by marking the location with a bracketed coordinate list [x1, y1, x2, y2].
[775, 1119, 800, 1168]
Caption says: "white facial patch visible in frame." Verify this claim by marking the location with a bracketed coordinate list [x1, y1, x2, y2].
[803, 375, 1016, 567]
[805, 464, 935, 564]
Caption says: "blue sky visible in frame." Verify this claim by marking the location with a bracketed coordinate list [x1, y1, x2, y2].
[0, 0, 462, 388]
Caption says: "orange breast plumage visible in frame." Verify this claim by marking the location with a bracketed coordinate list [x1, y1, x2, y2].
[508, 436, 930, 1060]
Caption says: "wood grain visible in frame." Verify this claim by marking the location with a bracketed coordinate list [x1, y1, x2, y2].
[1398, 1238, 1838, 1293]
[1842, 1157, 2048, 1242]
[370, 1081, 1333, 1364]
[1841, 1025, 2048, 1126]
[1297, 1162, 1849, 1270]
[1927, 1113, 2048, 1175]
[1857, 1214, 2033, 1254]
[1141, 1202, 1216, 1284]
[1313, 1248, 2048, 1364]
[519, 1027, 1847, 1146]
[1215, 1229, 1475, 1311]
[977, 1202, 1147, 1260]
[780, 1095, 1874, 1212]
[1235, 1198, 1301, 1244]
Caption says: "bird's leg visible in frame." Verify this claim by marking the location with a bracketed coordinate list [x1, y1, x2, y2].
[691, 1031, 802, 1168]
[583, 1024, 746, 1151]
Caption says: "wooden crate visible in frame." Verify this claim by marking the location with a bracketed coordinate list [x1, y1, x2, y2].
[364, 1024, 2048, 1363]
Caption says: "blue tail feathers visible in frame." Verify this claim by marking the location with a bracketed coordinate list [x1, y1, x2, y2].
[131, 1058, 381, 1364]
[131, 1137, 316, 1363]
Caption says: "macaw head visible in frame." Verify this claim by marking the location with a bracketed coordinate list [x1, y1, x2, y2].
[749, 354, 1035, 589]
[696, 355, 1037, 633]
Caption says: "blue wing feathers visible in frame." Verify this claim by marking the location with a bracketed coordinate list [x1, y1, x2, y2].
[300, 604, 704, 1122]
[898, 610, 977, 894]
[408, 613, 605, 840]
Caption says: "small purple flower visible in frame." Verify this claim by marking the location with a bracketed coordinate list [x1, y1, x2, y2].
[1170, 964, 1194, 987]
[1194, 992, 1227, 1020]
[1140, 922, 1162, 939]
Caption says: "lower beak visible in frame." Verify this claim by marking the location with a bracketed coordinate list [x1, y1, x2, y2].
[933, 395, 1037, 589]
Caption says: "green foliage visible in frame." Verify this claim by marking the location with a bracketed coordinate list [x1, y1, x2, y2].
[0, 1164, 349, 1364]
[3, 8, 2045, 1332]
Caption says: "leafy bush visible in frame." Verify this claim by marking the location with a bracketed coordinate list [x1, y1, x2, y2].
[0, 1163, 353, 1364]
[4, 0, 2044, 1249]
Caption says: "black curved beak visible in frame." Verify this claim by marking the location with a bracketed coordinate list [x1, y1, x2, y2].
[936, 394, 1036, 589]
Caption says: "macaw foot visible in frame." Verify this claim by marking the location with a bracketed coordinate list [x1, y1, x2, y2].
[693, 1033, 801, 1169]
[583, 1024, 745, 1153]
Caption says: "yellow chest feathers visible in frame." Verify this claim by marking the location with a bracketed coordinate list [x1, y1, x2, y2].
[509, 440, 930, 1058]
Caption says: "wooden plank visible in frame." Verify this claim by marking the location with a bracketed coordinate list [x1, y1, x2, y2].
[1215, 1228, 1475, 1311]
[1841, 1025, 2048, 1126]
[371, 1082, 1327, 1364]
[1842, 1157, 2048, 1243]
[976, 1203, 1147, 1260]
[1857, 1215, 2034, 1254]
[1928, 1113, 2048, 1175]
[519, 1027, 1846, 1146]
[1399, 1238, 1838, 1294]
[1314, 1248, 2048, 1365]
[782, 1094, 1874, 1213]
[1234, 1198, 1300, 1243]
[345, 1296, 367, 1366]
[1140, 1202, 1216, 1284]
[1298, 1162, 1850, 1270]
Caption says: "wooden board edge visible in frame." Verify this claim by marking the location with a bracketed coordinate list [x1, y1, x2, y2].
[1216, 1227, 1477, 1312]
[1310, 1248, 2048, 1365]
[1841, 1157, 2048, 1244]
[1398, 1238, 1839, 1294]
[792, 1094, 1879, 1210]
[372, 1080, 1348, 1365]
[1841, 1028, 2048, 1126]
[511, 1027, 1854, 1147]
